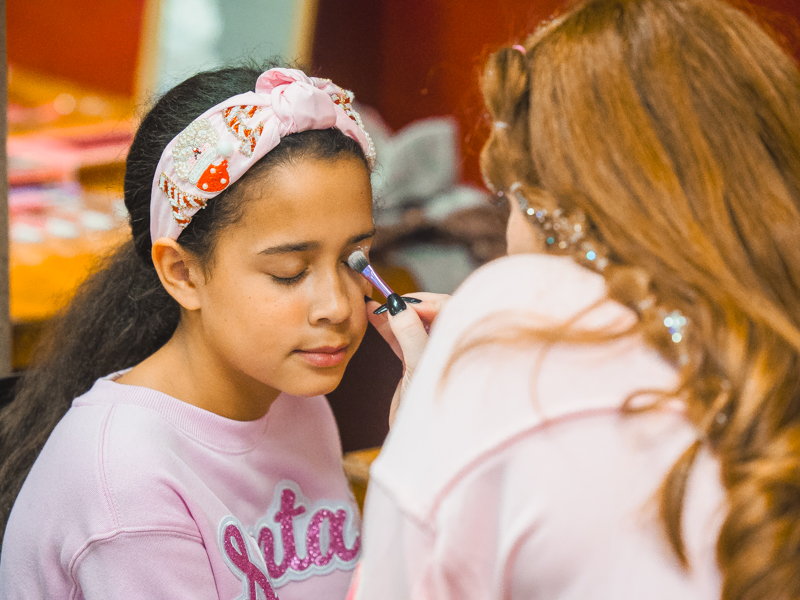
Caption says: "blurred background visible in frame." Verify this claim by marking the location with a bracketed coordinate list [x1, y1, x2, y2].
[5, 0, 800, 457]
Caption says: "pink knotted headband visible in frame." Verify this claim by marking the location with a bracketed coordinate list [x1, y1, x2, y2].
[150, 68, 376, 242]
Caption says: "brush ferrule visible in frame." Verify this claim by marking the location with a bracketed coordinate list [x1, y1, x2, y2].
[361, 264, 394, 298]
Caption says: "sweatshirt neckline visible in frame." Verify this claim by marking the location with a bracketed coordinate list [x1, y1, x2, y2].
[77, 377, 274, 453]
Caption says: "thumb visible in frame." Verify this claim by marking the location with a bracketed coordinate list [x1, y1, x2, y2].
[387, 305, 429, 376]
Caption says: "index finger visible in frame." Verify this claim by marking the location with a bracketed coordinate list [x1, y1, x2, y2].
[367, 299, 403, 359]
[387, 304, 428, 375]
[393, 292, 450, 329]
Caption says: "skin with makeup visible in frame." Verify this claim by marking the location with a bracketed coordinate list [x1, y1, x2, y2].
[116, 153, 449, 424]
[117, 158, 378, 420]
[119, 155, 449, 423]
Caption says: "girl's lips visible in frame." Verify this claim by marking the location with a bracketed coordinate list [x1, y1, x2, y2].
[294, 345, 348, 368]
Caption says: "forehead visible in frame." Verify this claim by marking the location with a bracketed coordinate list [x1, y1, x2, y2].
[231, 156, 374, 247]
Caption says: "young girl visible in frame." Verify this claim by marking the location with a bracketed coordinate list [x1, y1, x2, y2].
[355, 0, 800, 598]
[0, 65, 389, 600]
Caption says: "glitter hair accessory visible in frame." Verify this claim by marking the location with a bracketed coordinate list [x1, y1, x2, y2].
[150, 68, 376, 242]
[507, 182, 610, 272]
[505, 181, 690, 362]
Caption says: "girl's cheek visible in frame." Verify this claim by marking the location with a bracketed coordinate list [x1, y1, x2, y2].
[343, 263, 372, 297]
[349, 278, 372, 319]
[356, 276, 371, 296]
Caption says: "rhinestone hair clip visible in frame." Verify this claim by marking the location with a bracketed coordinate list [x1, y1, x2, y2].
[503, 181, 690, 360]
[508, 183, 610, 272]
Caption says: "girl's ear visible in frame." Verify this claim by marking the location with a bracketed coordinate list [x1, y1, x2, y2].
[151, 238, 205, 310]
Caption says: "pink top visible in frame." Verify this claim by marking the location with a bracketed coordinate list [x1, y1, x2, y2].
[0, 376, 360, 600]
[357, 254, 725, 599]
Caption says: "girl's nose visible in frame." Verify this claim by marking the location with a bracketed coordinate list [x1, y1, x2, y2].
[308, 271, 353, 325]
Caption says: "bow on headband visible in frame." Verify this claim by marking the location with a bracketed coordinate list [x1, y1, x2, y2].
[150, 68, 376, 242]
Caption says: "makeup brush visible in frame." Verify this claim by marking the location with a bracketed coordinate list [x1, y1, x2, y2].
[347, 250, 421, 316]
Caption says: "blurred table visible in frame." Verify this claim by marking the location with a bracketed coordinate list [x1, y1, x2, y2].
[8, 67, 134, 369]
[342, 447, 381, 512]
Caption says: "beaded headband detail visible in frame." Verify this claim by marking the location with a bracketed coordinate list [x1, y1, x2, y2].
[150, 68, 376, 243]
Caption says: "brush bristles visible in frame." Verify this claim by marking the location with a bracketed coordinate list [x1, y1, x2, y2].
[347, 250, 370, 274]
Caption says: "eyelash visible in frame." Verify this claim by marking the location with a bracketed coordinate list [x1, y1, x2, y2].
[271, 261, 355, 286]
[272, 271, 307, 286]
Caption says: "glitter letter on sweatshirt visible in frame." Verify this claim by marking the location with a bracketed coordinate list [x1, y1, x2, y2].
[218, 516, 279, 600]
[253, 480, 361, 587]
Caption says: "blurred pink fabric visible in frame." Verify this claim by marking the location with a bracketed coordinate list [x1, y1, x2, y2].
[357, 254, 725, 599]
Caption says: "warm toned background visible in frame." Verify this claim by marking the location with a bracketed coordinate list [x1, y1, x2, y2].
[10, 0, 798, 188]
[5, 0, 800, 451]
[7, 0, 148, 98]
[312, 0, 800, 188]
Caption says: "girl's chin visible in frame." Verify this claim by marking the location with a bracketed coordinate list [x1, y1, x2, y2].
[279, 371, 347, 399]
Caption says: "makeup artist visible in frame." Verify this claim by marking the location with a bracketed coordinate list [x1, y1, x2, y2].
[356, 0, 800, 598]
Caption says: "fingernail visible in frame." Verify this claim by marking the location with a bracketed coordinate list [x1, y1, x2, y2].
[402, 297, 422, 304]
[373, 304, 388, 315]
[387, 293, 407, 316]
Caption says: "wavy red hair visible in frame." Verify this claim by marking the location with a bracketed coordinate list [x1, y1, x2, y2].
[478, 0, 800, 598]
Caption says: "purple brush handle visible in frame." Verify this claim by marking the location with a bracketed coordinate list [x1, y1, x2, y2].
[360, 264, 394, 299]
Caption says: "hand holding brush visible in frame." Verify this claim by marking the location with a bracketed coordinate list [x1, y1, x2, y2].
[346, 250, 422, 316]
[347, 250, 449, 425]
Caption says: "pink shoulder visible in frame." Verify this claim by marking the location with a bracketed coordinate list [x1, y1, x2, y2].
[436, 254, 616, 342]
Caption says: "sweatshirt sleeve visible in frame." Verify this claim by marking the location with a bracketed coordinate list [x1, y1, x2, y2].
[72, 529, 219, 600]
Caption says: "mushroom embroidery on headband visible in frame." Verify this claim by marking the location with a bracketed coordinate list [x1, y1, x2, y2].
[172, 118, 234, 193]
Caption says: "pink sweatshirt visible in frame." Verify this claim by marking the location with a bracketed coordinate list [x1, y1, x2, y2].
[0, 377, 360, 599]
[356, 254, 725, 599]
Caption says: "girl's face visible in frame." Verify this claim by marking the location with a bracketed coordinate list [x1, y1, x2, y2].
[195, 156, 374, 399]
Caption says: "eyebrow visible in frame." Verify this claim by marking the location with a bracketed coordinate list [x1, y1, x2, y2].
[259, 228, 376, 256]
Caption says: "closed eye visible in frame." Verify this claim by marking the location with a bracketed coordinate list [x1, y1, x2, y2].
[271, 271, 307, 286]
